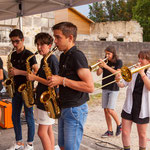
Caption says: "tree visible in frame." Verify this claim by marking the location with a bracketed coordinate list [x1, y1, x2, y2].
[132, 0, 150, 41]
[126, 0, 138, 19]
[88, 0, 137, 22]
[88, 2, 107, 22]
[88, 0, 150, 42]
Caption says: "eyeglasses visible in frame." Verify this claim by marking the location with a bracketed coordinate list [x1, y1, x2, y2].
[11, 39, 21, 44]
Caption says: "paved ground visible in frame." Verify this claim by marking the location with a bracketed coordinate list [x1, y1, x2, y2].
[2, 72, 149, 150]
[0, 121, 123, 150]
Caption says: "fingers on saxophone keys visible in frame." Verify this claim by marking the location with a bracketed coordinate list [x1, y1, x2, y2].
[47, 76, 52, 87]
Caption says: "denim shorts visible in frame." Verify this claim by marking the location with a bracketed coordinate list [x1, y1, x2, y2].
[102, 89, 119, 109]
[58, 103, 88, 150]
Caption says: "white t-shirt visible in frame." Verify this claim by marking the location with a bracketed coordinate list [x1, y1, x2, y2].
[122, 68, 150, 118]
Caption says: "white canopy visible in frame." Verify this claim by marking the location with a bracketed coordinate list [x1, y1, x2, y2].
[0, 0, 102, 21]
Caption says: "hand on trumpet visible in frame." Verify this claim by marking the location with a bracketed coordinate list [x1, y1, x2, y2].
[115, 69, 125, 88]
[137, 63, 147, 77]
[115, 70, 121, 83]
[97, 59, 107, 68]
[130, 62, 145, 75]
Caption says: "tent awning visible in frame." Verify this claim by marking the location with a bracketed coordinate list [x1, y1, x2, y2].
[0, 0, 102, 21]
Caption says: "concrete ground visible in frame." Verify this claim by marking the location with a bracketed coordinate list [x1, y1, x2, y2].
[0, 120, 122, 150]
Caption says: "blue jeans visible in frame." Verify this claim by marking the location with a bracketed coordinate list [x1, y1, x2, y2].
[12, 92, 35, 142]
[58, 103, 88, 150]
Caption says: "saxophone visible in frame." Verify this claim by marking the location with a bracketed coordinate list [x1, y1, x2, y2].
[18, 51, 38, 108]
[40, 46, 61, 119]
[4, 48, 15, 98]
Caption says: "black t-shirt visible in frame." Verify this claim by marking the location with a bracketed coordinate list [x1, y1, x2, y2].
[0, 57, 3, 91]
[11, 48, 37, 91]
[36, 54, 59, 110]
[59, 46, 89, 108]
[102, 59, 122, 91]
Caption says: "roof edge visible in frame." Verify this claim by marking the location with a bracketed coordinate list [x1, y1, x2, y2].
[69, 7, 94, 23]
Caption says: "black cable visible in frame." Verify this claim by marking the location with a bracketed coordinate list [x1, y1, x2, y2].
[83, 133, 123, 150]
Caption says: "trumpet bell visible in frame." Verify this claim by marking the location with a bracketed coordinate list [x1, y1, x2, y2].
[121, 66, 132, 82]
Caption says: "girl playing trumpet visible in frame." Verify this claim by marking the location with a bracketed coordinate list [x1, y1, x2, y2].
[97, 46, 122, 138]
[116, 50, 150, 150]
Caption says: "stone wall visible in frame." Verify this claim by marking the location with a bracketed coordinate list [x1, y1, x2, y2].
[1, 41, 150, 68]
[89, 20, 143, 42]
[0, 12, 55, 68]
[0, 11, 147, 68]
[0, 12, 55, 50]
[76, 41, 150, 66]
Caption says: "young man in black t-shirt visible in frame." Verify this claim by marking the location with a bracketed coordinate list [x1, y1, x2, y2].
[48, 22, 94, 150]
[6, 29, 38, 150]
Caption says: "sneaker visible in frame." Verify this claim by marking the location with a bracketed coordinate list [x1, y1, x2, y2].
[101, 130, 113, 138]
[6, 143, 24, 150]
[24, 144, 34, 150]
[55, 145, 60, 150]
[116, 124, 122, 136]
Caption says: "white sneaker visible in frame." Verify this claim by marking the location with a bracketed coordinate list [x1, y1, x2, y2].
[6, 143, 24, 150]
[54, 145, 60, 150]
[24, 144, 34, 150]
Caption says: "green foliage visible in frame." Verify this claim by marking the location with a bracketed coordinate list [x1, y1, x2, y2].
[89, 2, 107, 22]
[132, 0, 150, 41]
[88, 0, 150, 41]
[89, 93, 102, 105]
[94, 82, 101, 88]
[88, 0, 137, 22]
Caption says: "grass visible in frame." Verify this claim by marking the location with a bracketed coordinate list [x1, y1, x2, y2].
[88, 82, 102, 106]
[94, 82, 101, 88]
[88, 93, 102, 106]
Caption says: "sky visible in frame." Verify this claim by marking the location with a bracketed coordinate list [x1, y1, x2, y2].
[74, 4, 92, 17]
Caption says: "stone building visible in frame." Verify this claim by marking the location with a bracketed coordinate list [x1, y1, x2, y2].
[0, 8, 145, 67]
[90, 21, 143, 42]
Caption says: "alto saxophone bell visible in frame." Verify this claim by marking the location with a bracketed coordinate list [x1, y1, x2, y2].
[18, 51, 38, 108]
[4, 49, 16, 98]
[40, 47, 61, 119]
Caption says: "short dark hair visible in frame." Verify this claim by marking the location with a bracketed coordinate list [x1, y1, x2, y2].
[52, 22, 77, 42]
[105, 46, 118, 63]
[34, 32, 53, 45]
[9, 29, 24, 39]
[138, 49, 150, 61]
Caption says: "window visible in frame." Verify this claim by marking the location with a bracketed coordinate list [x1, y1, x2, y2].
[117, 38, 124, 42]
[100, 38, 106, 41]
[0, 26, 13, 45]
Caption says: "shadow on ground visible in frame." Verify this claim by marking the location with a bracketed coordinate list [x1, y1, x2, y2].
[0, 122, 123, 150]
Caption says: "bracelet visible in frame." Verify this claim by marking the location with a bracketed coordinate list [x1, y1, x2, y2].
[142, 75, 146, 79]
[63, 77, 66, 87]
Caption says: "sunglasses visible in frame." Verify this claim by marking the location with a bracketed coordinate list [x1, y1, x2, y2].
[11, 39, 21, 44]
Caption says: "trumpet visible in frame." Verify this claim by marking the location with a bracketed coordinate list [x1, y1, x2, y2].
[121, 63, 150, 82]
[98, 63, 150, 89]
[102, 62, 140, 81]
[89, 57, 108, 71]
